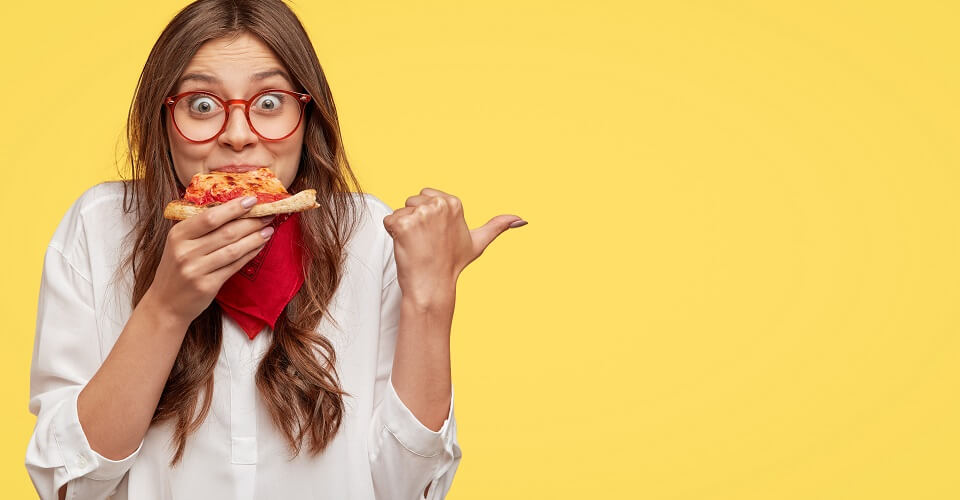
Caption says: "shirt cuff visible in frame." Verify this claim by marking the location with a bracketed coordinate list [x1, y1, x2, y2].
[53, 389, 142, 481]
[381, 376, 455, 458]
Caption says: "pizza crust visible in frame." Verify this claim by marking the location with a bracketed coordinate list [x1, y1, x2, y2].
[163, 189, 320, 221]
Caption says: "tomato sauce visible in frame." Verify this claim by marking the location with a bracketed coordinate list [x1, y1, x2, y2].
[182, 167, 291, 207]
[184, 187, 290, 206]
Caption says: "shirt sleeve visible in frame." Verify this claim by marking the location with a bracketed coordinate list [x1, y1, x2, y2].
[25, 243, 142, 500]
[367, 236, 463, 499]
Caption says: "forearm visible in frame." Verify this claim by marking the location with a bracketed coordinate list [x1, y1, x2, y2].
[76, 290, 191, 460]
[390, 290, 455, 432]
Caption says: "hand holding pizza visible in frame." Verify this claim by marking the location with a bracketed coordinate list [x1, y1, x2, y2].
[382, 187, 527, 308]
[144, 196, 277, 323]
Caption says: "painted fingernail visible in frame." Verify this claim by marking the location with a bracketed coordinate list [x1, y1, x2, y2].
[260, 226, 275, 239]
[241, 196, 257, 208]
[260, 215, 276, 224]
[509, 219, 528, 228]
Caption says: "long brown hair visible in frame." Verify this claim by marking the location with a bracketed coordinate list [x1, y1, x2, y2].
[114, 0, 366, 465]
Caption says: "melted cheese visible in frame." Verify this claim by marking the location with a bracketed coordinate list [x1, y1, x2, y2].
[183, 167, 291, 206]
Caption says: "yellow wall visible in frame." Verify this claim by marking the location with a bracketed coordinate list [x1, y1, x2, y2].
[2, 1, 958, 498]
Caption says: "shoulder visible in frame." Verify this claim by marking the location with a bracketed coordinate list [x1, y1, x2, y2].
[55, 181, 128, 228]
[344, 191, 394, 236]
[47, 181, 130, 269]
[78, 180, 128, 205]
[356, 192, 393, 219]
[343, 192, 396, 282]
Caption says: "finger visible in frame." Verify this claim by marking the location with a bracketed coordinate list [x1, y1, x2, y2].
[404, 194, 431, 208]
[470, 214, 526, 255]
[420, 187, 449, 197]
[197, 223, 275, 275]
[417, 189, 461, 213]
[193, 215, 274, 255]
[207, 238, 268, 285]
[388, 206, 416, 217]
[178, 196, 259, 240]
[383, 206, 415, 238]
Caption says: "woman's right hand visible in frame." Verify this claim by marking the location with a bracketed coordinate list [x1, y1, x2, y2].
[144, 195, 276, 324]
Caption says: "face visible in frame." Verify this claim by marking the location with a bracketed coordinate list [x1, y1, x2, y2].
[166, 31, 305, 189]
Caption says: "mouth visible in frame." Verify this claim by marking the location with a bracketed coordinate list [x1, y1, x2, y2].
[211, 164, 266, 174]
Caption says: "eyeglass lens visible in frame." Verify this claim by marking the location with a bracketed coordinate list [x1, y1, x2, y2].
[172, 92, 303, 141]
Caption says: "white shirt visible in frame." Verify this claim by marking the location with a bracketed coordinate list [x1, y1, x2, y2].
[25, 182, 462, 500]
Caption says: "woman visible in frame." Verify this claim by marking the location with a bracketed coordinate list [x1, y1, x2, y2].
[24, 1, 526, 498]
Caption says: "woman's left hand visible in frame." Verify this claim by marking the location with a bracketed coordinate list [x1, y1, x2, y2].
[383, 187, 527, 309]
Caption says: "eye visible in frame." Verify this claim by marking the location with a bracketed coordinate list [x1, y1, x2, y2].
[187, 95, 220, 114]
[253, 93, 286, 111]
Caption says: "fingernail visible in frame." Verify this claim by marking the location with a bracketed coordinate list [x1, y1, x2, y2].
[260, 215, 276, 224]
[260, 226, 275, 239]
[509, 219, 528, 228]
[241, 196, 257, 208]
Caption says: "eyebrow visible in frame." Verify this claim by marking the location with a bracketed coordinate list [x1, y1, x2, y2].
[178, 68, 294, 86]
[252, 69, 293, 84]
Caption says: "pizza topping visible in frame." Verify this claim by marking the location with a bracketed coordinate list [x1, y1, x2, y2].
[183, 167, 291, 206]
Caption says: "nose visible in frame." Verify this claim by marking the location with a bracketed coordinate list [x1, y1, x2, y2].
[217, 105, 258, 151]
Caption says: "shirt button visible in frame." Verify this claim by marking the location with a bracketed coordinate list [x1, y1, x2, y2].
[76, 453, 88, 467]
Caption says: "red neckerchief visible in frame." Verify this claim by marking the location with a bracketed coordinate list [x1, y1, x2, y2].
[215, 212, 306, 339]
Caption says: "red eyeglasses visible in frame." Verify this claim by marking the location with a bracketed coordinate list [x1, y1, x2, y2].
[165, 89, 312, 143]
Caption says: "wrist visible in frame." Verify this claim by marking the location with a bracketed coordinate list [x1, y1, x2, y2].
[401, 282, 457, 314]
[138, 289, 192, 334]
[399, 296, 454, 346]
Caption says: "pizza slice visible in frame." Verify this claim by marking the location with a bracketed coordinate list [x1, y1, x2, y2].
[163, 167, 319, 220]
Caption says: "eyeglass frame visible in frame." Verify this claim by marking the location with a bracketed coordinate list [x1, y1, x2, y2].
[164, 88, 313, 143]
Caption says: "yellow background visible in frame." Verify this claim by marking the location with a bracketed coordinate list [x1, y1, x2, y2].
[1, 1, 958, 498]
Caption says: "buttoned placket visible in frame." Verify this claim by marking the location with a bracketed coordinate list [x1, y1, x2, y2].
[222, 322, 270, 498]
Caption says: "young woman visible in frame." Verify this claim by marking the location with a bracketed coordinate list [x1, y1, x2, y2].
[24, 1, 526, 498]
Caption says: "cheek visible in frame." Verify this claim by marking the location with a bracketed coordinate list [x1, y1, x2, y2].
[271, 131, 305, 188]
[167, 123, 213, 185]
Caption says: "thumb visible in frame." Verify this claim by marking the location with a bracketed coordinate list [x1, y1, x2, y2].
[470, 215, 527, 255]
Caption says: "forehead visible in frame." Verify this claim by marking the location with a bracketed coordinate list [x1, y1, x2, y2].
[188, 31, 280, 68]
[178, 32, 291, 90]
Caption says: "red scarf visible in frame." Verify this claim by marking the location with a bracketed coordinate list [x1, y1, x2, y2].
[215, 212, 306, 339]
